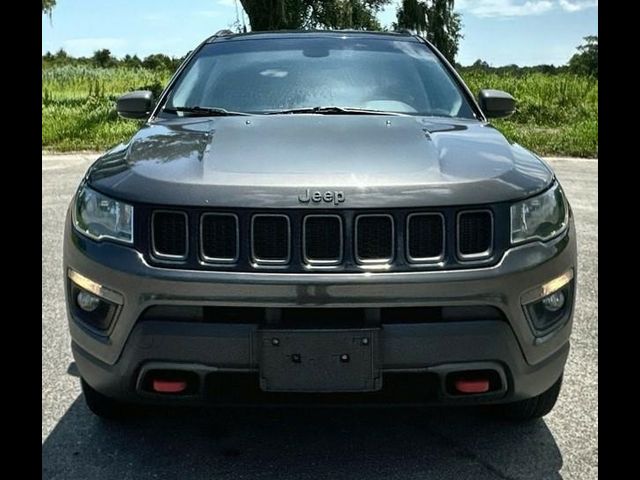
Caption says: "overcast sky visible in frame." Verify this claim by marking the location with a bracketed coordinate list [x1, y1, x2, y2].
[42, 0, 598, 66]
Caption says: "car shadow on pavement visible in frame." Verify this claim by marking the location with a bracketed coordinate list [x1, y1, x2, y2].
[42, 393, 563, 480]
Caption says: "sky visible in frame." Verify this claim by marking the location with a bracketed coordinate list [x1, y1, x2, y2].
[41, 0, 598, 66]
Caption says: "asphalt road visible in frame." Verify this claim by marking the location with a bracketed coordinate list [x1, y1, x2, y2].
[42, 154, 598, 480]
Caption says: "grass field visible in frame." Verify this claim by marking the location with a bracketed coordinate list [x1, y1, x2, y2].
[42, 65, 597, 157]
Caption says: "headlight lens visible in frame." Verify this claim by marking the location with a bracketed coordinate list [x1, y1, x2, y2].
[510, 182, 568, 244]
[72, 185, 134, 244]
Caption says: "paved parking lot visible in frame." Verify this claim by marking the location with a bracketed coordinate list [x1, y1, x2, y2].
[42, 154, 597, 479]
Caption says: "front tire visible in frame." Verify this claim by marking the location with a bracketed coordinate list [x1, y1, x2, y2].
[499, 375, 563, 421]
[81, 378, 133, 420]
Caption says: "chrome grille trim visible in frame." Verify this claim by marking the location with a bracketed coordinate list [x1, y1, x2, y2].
[144, 205, 507, 273]
[354, 214, 395, 265]
[456, 209, 494, 261]
[251, 214, 291, 265]
[199, 213, 239, 264]
[406, 212, 446, 263]
[151, 210, 189, 261]
[302, 214, 343, 266]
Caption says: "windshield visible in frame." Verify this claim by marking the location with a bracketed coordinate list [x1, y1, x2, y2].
[164, 36, 476, 118]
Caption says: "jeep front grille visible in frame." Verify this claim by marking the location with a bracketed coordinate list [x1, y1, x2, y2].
[151, 211, 188, 259]
[251, 214, 290, 264]
[303, 215, 343, 264]
[201, 213, 238, 263]
[407, 213, 445, 262]
[142, 206, 503, 272]
[457, 210, 493, 259]
[355, 215, 394, 263]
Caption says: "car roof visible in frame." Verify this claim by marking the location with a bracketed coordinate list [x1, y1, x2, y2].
[206, 29, 420, 43]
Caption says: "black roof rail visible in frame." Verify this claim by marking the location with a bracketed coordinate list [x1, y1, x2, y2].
[394, 29, 415, 35]
[213, 29, 235, 37]
[206, 29, 236, 43]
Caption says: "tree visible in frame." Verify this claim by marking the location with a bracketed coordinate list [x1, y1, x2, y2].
[142, 53, 174, 70]
[43, 0, 56, 24]
[238, 0, 390, 31]
[568, 35, 597, 77]
[42, 0, 56, 15]
[471, 59, 490, 70]
[54, 48, 69, 64]
[122, 54, 143, 69]
[92, 49, 116, 68]
[395, 0, 462, 63]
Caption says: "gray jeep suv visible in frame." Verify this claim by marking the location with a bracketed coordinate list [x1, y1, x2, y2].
[64, 30, 576, 420]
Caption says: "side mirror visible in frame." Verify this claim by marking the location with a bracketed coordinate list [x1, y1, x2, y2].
[478, 89, 516, 118]
[116, 90, 154, 119]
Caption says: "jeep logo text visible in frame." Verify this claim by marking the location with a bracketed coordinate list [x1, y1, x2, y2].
[298, 189, 345, 205]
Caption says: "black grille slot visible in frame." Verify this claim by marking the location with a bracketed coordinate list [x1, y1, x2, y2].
[304, 216, 342, 263]
[356, 215, 394, 262]
[252, 215, 290, 262]
[458, 210, 493, 257]
[407, 214, 444, 261]
[152, 211, 187, 258]
[201, 214, 238, 262]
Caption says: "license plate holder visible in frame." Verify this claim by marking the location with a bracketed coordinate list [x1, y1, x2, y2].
[259, 329, 381, 392]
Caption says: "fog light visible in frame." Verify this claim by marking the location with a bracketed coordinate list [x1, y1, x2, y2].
[542, 291, 565, 312]
[68, 277, 118, 331]
[525, 282, 573, 335]
[77, 290, 101, 312]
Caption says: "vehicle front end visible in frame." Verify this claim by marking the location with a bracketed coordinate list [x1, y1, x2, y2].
[64, 31, 577, 420]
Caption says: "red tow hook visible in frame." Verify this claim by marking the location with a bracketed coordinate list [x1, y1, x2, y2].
[454, 378, 490, 394]
[152, 379, 188, 393]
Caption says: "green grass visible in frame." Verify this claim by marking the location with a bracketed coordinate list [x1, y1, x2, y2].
[42, 66, 171, 151]
[42, 65, 598, 157]
[463, 70, 598, 158]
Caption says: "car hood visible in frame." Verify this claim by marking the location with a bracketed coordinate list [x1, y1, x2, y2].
[88, 115, 553, 208]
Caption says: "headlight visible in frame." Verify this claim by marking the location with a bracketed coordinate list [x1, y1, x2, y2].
[72, 185, 134, 244]
[510, 182, 568, 244]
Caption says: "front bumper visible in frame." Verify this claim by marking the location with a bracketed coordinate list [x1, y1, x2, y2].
[64, 211, 577, 404]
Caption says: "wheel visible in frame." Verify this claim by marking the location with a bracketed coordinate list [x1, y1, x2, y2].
[499, 375, 563, 421]
[81, 378, 133, 420]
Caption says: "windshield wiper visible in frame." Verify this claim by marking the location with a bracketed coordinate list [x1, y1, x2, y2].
[164, 106, 250, 116]
[262, 106, 408, 116]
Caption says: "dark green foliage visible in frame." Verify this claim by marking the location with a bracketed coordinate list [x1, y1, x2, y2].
[142, 53, 175, 70]
[460, 62, 568, 77]
[395, 0, 462, 63]
[396, 0, 426, 33]
[568, 36, 597, 77]
[92, 49, 117, 68]
[238, 0, 390, 31]
[43, 50, 184, 71]
[42, 0, 56, 14]
[138, 81, 166, 99]
[122, 54, 143, 69]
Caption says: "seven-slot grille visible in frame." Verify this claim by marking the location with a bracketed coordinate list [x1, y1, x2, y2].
[148, 208, 497, 271]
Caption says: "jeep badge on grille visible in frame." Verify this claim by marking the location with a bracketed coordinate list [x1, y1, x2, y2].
[298, 189, 345, 205]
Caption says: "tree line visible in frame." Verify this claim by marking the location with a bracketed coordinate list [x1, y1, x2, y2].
[42, 34, 598, 77]
[42, 49, 187, 71]
[44, 1, 464, 64]
[43, 0, 596, 76]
